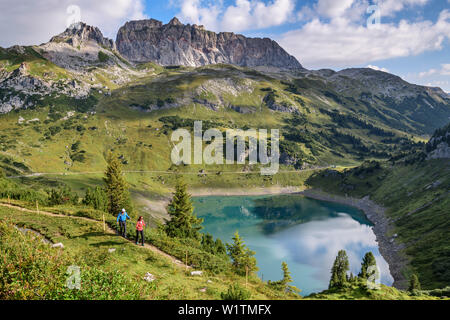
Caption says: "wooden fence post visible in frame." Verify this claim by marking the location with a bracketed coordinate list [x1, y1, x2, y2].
[102, 213, 106, 233]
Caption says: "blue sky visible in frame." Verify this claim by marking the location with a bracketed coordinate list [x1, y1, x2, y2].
[0, 0, 449, 91]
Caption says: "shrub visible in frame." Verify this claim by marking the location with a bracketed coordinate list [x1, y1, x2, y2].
[0, 220, 144, 300]
[82, 187, 108, 212]
[47, 187, 78, 206]
[221, 283, 251, 300]
[98, 51, 109, 63]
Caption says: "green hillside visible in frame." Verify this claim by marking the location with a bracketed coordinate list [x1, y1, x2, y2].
[0, 199, 444, 300]
[307, 158, 450, 290]
[1, 43, 449, 300]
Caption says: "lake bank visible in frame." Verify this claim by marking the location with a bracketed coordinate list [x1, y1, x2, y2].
[146, 185, 406, 289]
[298, 189, 408, 289]
[191, 186, 305, 197]
[193, 193, 393, 294]
[189, 186, 408, 289]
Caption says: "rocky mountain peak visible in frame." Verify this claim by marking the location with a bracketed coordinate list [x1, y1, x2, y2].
[168, 17, 183, 26]
[116, 18, 303, 70]
[50, 22, 115, 51]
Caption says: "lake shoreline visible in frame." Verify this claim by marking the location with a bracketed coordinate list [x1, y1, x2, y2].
[297, 189, 408, 289]
[191, 186, 305, 197]
[191, 186, 408, 289]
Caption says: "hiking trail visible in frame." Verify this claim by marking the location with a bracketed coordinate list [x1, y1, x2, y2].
[0, 202, 190, 269]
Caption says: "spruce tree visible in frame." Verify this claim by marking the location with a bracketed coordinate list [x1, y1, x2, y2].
[268, 262, 300, 294]
[83, 186, 108, 212]
[329, 250, 350, 289]
[359, 252, 377, 279]
[165, 178, 203, 239]
[226, 231, 258, 276]
[281, 262, 292, 286]
[103, 152, 132, 216]
[201, 233, 215, 252]
[215, 238, 226, 255]
[282, 262, 300, 294]
[408, 273, 421, 292]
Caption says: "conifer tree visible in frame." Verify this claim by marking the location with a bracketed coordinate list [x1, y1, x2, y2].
[215, 238, 227, 255]
[165, 178, 203, 239]
[329, 250, 350, 289]
[83, 186, 108, 212]
[348, 272, 355, 283]
[359, 252, 377, 279]
[201, 233, 215, 252]
[408, 273, 421, 292]
[268, 262, 300, 294]
[103, 152, 132, 215]
[281, 262, 292, 286]
[226, 231, 258, 276]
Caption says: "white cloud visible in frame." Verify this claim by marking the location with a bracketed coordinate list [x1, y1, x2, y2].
[441, 64, 450, 75]
[375, 0, 429, 18]
[222, 0, 295, 31]
[367, 65, 389, 72]
[178, 0, 222, 31]
[418, 64, 450, 77]
[419, 68, 438, 77]
[176, 0, 295, 32]
[274, 213, 394, 286]
[315, 0, 355, 19]
[0, 0, 147, 47]
[279, 9, 450, 69]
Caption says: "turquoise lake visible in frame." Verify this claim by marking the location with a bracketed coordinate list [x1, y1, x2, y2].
[193, 194, 394, 295]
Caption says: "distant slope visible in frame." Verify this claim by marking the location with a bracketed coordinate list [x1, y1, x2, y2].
[310, 68, 450, 134]
[307, 129, 450, 290]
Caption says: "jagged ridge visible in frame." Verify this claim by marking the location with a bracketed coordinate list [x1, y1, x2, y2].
[116, 17, 303, 70]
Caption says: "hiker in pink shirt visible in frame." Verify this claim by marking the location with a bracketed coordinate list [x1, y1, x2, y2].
[135, 216, 146, 246]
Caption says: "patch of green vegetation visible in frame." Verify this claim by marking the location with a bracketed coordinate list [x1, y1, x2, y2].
[98, 51, 110, 63]
[0, 219, 145, 300]
[0, 204, 297, 300]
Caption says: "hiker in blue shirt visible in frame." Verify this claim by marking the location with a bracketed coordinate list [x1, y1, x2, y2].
[117, 208, 131, 238]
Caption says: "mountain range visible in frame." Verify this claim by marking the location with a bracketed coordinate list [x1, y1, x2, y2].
[1, 19, 448, 134]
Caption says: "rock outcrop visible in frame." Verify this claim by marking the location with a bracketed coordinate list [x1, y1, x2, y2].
[50, 22, 115, 51]
[427, 124, 450, 159]
[116, 17, 302, 70]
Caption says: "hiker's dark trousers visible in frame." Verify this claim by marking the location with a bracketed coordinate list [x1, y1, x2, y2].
[119, 220, 127, 237]
[136, 230, 144, 245]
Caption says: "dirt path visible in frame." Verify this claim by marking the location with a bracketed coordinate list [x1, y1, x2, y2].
[0, 202, 190, 269]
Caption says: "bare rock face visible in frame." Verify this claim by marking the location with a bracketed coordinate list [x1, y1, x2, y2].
[50, 22, 115, 51]
[427, 124, 450, 159]
[116, 17, 303, 70]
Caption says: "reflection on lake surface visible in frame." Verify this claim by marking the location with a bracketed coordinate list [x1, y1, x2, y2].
[193, 194, 393, 295]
